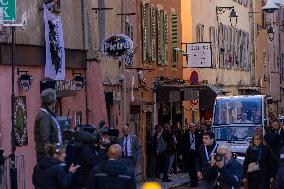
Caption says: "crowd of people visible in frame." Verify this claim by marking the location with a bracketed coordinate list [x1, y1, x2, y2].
[33, 89, 139, 189]
[151, 116, 284, 189]
[32, 88, 284, 189]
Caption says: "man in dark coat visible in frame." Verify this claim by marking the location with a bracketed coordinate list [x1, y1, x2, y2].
[182, 123, 199, 187]
[204, 145, 242, 189]
[275, 146, 284, 189]
[196, 131, 219, 188]
[86, 144, 136, 189]
[264, 121, 284, 159]
[34, 88, 62, 161]
[118, 126, 140, 168]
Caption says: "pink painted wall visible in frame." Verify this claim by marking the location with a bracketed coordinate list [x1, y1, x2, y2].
[86, 61, 108, 127]
[0, 65, 91, 189]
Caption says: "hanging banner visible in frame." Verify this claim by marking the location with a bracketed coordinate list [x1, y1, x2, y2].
[44, 4, 65, 80]
[13, 96, 28, 146]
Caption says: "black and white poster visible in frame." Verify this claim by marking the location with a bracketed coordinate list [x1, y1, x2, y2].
[44, 4, 65, 80]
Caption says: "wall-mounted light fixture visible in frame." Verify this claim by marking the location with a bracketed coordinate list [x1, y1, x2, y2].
[262, 0, 283, 13]
[267, 25, 275, 41]
[72, 70, 86, 91]
[216, 6, 238, 27]
[17, 68, 33, 92]
[39, 0, 61, 13]
[173, 48, 189, 57]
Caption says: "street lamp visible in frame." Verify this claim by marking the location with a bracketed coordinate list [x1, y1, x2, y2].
[216, 6, 238, 27]
[2, 22, 23, 189]
[262, 0, 284, 13]
[229, 8, 238, 27]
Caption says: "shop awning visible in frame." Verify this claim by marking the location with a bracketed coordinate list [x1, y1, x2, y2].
[199, 84, 223, 111]
[156, 84, 202, 103]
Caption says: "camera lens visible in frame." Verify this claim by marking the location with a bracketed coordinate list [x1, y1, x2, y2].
[214, 154, 223, 162]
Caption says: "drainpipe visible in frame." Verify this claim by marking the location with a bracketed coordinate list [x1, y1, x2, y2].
[81, 0, 90, 123]
[121, 0, 127, 126]
[81, 0, 89, 50]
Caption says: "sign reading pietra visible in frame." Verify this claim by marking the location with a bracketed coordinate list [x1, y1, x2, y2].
[0, 0, 16, 21]
[101, 34, 133, 58]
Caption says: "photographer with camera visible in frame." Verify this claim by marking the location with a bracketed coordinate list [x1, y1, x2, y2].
[65, 125, 119, 189]
[203, 145, 242, 189]
[65, 125, 106, 189]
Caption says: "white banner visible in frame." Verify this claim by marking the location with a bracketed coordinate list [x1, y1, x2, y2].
[187, 42, 212, 68]
[44, 4, 65, 80]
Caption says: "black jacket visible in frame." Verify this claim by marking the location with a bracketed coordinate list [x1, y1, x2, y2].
[204, 158, 242, 189]
[86, 160, 136, 189]
[275, 146, 284, 189]
[196, 142, 218, 174]
[68, 144, 105, 188]
[32, 157, 73, 189]
[181, 130, 201, 154]
[275, 166, 284, 189]
[264, 129, 284, 158]
[242, 144, 275, 179]
[34, 108, 61, 158]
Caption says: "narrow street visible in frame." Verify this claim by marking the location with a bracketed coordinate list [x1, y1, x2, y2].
[1, 0, 284, 188]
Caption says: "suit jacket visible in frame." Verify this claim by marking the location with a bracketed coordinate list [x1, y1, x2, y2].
[34, 109, 61, 158]
[182, 130, 200, 154]
[118, 135, 140, 164]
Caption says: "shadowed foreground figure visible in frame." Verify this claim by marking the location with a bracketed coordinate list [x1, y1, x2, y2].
[87, 144, 136, 189]
[32, 144, 80, 189]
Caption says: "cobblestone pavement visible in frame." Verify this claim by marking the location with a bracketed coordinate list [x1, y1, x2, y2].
[138, 173, 190, 189]
[170, 183, 195, 189]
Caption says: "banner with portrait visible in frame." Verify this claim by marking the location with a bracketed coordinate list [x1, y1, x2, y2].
[44, 4, 65, 80]
[13, 96, 28, 146]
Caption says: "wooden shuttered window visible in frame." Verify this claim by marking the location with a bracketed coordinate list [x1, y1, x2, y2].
[218, 23, 224, 69]
[157, 8, 164, 65]
[209, 26, 218, 68]
[141, 3, 151, 63]
[217, 23, 250, 71]
[172, 14, 178, 65]
[124, 17, 134, 66]
[196, 23, 204, 42]
[151, 5, 157, 62]
[164, 13, 169, 65]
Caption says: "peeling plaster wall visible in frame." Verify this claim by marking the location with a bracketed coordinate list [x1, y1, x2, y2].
[15, 0, 84, 50]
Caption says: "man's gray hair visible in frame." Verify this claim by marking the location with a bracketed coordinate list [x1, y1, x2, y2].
[41, 88, 56, 105]
[217, 144, 232, 153]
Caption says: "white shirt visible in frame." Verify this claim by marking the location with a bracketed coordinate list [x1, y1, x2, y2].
[40, 108, 63, 145]
[189, 132, 196, 150]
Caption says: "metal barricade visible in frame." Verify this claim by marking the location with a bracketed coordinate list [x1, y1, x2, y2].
[0, 155, 25, 189]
